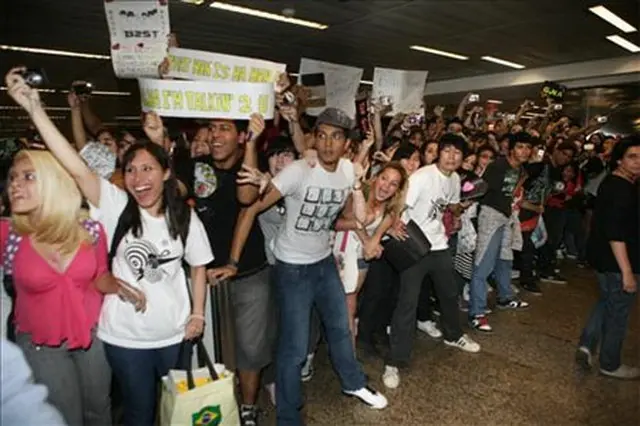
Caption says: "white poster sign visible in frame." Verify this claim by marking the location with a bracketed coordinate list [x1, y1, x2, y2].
[166, 47, 286, 83]
[372, 67, 429, 114]
[104, 0, 170, 79]
[298, 58, 363, 118]
[138, 79, 275, 120]
[80, 142, 117, 180]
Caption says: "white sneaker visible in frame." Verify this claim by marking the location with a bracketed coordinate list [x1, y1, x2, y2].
[264, 382, 276, 406]
[301, 353, 314, 382]
[444, 334, 481, 353]
[417, 320, 443, 339]
[382, 365, 400, 389]
[343, 386, 388, 409]
[511, 270, 521, 279]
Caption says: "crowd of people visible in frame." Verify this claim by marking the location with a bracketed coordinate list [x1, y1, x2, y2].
[1, 61, 638, 426]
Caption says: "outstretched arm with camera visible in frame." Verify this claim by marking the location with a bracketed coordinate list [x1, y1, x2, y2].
[5, 67, 101, 207]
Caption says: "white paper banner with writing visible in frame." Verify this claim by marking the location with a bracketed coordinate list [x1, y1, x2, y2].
[138, 79, 275, 120]
[166, 47, 286, 84]
[372, 67, 429, 114]
[298, 58, 363, 118]
[104, 0, 170, 79]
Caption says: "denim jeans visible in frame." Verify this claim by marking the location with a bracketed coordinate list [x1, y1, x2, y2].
[469, 225, 514, 318]
[578, 272, 638, 371]
[274, 256, 366, 426]
[104, 342, 183, 426]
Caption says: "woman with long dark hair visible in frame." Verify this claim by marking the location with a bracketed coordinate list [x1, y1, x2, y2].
[6, 67, 214, 426]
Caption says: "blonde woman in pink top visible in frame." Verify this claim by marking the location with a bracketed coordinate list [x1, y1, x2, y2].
[1, 149, 145, 426]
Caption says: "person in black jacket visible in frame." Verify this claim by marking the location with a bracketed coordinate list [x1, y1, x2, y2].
[576, 135, 640, 380]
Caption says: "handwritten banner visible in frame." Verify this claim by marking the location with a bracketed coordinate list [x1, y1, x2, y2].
[165, 47, 286, 83]
[298, 58, 363, 118]
[138, 79, 275, 120]
[372, 67, 429, 114]
[104, 0, 170, 78]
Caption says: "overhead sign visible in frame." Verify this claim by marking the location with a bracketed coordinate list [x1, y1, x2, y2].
[138, 78, 275, 119]
[165, 47, 286, 83]
[104, 0, 171, 78]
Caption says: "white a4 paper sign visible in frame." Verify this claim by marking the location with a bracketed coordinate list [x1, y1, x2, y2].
[104, 0, 170, 78]
[138, 79, 275, 120]
[298, 58, 363, 118]
[372, 67, 429, 114]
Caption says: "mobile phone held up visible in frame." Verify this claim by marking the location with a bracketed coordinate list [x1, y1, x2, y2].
[72, 82, 93, 96]
[468, 93, 480, 103]
[596, 116, 608, 124]
[20, 68, 49, 88]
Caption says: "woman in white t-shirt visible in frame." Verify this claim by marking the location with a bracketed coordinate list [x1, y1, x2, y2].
[6, 68, 214, 426]
[333, 162, 408, 345]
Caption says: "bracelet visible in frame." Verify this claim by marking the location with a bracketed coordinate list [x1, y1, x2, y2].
[353, 183, 363, 191]
[228, 259, 239, 268]
[188, 314, 206, 322]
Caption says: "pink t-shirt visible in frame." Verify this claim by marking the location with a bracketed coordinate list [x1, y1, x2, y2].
[0, 219, 108, 349]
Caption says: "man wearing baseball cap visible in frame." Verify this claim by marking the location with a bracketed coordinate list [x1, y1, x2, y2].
[237, 107, 388, 425]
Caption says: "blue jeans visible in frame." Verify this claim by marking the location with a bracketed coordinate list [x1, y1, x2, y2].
[469, 225, 514, 318]
[578, 272, 638, 371]
[274, 256, 366, 426]
[104, 342, 183, 426]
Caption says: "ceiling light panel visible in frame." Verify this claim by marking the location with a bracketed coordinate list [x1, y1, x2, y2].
[209, 2, 328, 30]
[606, 35, 640, 53]
[410, 45, 469, 60]
[0, 45, 110, 60]
[481, 56, 526, 69]
[589, 5, 637, 33]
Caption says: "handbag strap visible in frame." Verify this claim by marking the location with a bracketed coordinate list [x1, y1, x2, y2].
[181, 339, 219, 390]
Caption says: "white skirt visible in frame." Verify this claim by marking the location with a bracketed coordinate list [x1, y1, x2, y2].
[333, 230, 361, 294]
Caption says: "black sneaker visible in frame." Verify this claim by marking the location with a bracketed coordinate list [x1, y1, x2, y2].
[521, 282, 543, 295]
[539, 273, 568, 284]
[496, 299, 530, 310]
[240, 404, 258, 426]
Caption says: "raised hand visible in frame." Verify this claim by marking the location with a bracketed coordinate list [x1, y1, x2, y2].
[5, 67, 42, 114]
[246, 113, 265, 143]
[237, 163, 270, 194]
[142, 111, 165, 145]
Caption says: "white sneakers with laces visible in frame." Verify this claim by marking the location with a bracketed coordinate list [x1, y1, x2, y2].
[342, 386, 388, 409]
[382, 365, 400, 389]
[444, 334, 481, 353]
[417, 320, 443, 339]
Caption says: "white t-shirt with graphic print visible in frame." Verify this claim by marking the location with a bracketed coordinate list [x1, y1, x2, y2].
[404, 164, 461, 252]
[94, 179, 214, 349]
[272, 159, 355, 264]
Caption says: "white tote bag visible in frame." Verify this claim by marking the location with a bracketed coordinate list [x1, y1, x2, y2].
[159, 341, 239, 426]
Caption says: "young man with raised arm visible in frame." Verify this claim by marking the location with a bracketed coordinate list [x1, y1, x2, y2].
[236, 108, 387, 426]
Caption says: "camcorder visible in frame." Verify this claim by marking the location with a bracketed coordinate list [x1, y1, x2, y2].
[20, 68, 48, 87]
[72, 82, 93, 96]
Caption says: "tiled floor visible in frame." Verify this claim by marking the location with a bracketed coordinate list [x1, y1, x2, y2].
[261, 264, 639, 425]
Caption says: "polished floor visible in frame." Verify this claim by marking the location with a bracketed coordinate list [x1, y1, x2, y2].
[260, 264, 639, 425]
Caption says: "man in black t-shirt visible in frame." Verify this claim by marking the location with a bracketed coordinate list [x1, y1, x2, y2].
[468, 132, 532, 333]
[576, 136, 640, 380]
[192, 115, 273, 425]
[537, 141, 577, 284]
